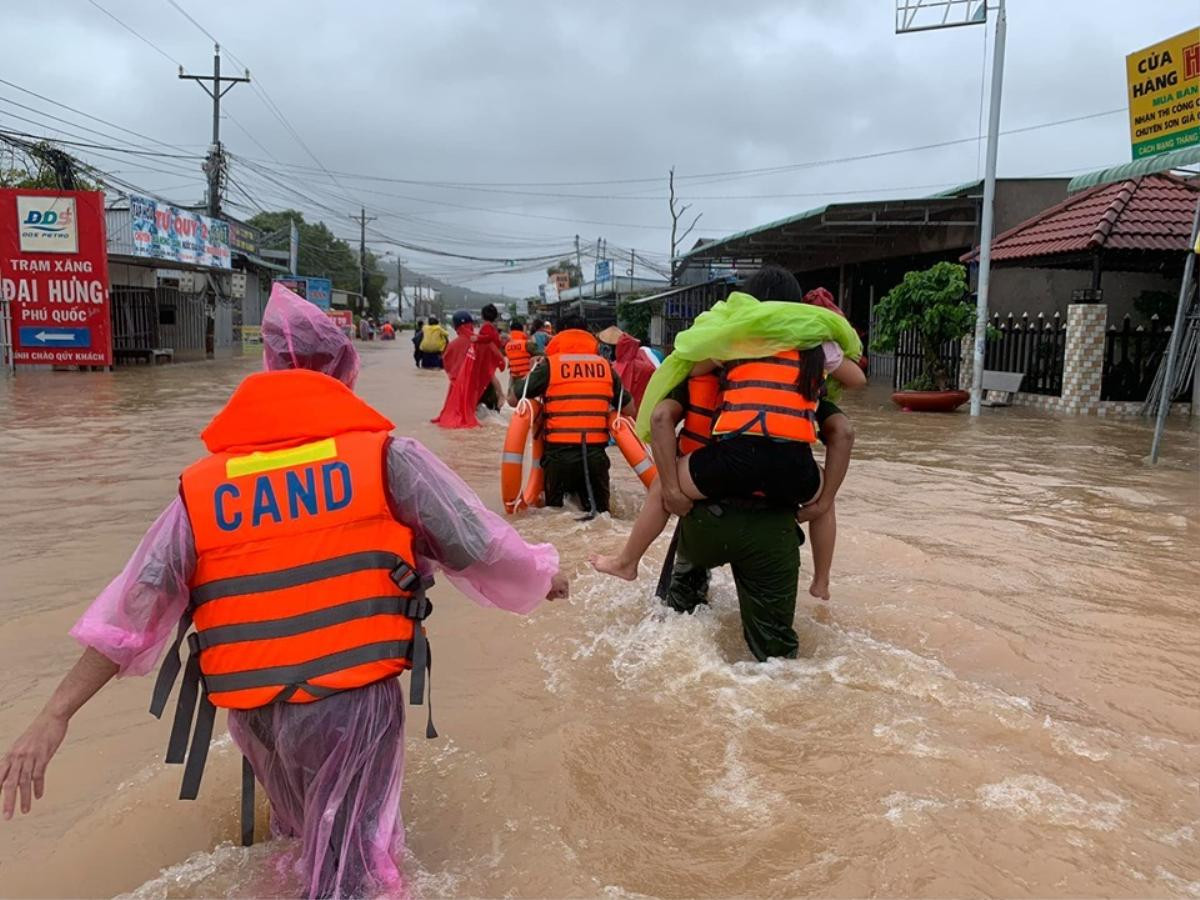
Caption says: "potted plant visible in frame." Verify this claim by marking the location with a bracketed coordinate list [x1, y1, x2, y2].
[872, 261, 975, 412]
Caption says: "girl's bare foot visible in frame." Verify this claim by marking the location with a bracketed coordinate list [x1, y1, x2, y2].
[809, 578, 830, 602]
[590, 554, 639, 581]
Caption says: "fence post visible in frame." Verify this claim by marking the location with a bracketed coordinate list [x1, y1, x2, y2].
[1060, 302, 1108, 414]
[959, 333, 974, 391]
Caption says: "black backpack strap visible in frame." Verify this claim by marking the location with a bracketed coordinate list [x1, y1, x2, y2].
[159, 631, 216, 801]
[150, 609, 192, 719]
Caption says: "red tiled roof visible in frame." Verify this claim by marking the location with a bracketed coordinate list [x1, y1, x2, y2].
[963, 173, 1199, 263]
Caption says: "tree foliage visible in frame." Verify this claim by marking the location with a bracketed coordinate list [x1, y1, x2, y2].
[249, 209, 385, 318]
[547, 259, 582, 287]
[1133, 289, 1175, 323]
[617, 295, 656, 343]
[871, 261, 974, 391]
[0, 142, 97, 190]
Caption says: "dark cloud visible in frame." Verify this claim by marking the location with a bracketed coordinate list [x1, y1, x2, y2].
[2, 1, 1192, 292]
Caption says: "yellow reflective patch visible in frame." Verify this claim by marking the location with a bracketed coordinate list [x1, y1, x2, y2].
[225, 438, 338, 478]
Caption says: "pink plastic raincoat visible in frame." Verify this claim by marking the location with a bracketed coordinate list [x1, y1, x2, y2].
[70, 285, 558, 898]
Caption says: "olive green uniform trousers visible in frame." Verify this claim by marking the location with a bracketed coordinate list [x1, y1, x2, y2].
[665, 504, 802, 661]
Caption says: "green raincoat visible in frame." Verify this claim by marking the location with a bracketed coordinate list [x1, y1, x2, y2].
[636, 291, 863, 440]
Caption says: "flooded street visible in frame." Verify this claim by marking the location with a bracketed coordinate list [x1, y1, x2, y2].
[1, 343, 1198, 898]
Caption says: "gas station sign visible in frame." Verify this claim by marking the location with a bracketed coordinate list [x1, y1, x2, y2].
[0, 189, 112, 366]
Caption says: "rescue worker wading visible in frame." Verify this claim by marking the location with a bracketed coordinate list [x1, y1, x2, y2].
[0, 285, 568, 900]
[647, 369, 814, 659]
[159, 366, 431, 801]
[518, 315, 633, 514]
[504, 319, 534, 380]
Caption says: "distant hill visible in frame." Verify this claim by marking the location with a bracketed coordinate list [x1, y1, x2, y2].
[382, 267, 509, 312]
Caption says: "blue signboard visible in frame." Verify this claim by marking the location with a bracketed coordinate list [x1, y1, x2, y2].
[595, 259, 612, 284]
[274, 276, 332, 310]
[19, 326, 91, 348]
[305, 277, 332, 310]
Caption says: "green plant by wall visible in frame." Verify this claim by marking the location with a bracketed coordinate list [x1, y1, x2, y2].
[617, 295, 656, 343]
[871, 261, 974, 391]
[1133, 289, 1175, 323]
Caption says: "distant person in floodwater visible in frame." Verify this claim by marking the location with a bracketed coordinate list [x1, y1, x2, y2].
[0, 284, 567, 899]
[597, 325, 658, 412]
[432, 311, 505, 428]
[504, 318, 542, 403]
[531, 318, 554, 353]
[475, 304, 506, 411]
[418, 315, 451, 368]
[412, 319, 425, 367]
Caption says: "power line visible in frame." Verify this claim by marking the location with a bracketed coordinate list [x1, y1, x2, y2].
[163, 0, 219, 44]
[232, 105, 1126, 192]
[0, 77, 193, 153]
[0, 105, 202, 159]
[163, 0, 360, 206]
[86, 0, 183, 67]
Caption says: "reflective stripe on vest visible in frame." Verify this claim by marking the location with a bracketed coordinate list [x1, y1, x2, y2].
[180, 429, 423, 710]
[505, 331, 532, 378]
[713, 350, 818, 443]
[678, 373, 721, 455]
[545, 352, 614, 445]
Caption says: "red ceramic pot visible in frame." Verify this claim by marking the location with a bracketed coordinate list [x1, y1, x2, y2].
[890, 389, 970, 412]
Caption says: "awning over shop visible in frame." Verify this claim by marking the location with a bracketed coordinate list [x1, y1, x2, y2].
[1067, 146, 1200, 192]
[962, 173, 1200, 272]
[234, 250, 288, 273]
[676, 194, 981, 271]
[628, 282, 713, 305]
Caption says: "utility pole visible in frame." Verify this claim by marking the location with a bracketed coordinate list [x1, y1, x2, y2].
[593, 236, 601, 309]
[396, 256, 404, 320]
[575, 234, 584, 322]
[630, 248, 635, 295]
[179, 44, 250, 219]
[350, 207, 376, 317]
[288, 218, 299, 275]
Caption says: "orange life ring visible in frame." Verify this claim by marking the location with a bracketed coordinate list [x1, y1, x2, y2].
[609, 412, 657, 488]
[501, 399, 545, 513]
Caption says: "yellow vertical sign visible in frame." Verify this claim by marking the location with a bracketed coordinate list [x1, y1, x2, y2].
[1126, 27, 1200, 160]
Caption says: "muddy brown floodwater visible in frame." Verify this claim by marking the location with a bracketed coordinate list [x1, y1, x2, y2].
[1, 342, 1198, 899]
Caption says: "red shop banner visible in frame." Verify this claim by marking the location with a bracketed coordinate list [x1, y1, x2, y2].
[0, 189, 113, 366]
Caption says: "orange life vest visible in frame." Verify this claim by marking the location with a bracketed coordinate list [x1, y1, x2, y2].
[505, 330, 532, 378]
[712, 349, 818, 443]
[152, 369, 434, 803]
[678, 373, 721, 455]
[543, 330, 615, 445]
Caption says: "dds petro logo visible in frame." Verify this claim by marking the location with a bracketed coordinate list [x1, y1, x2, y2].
[16, 196, 79, 253]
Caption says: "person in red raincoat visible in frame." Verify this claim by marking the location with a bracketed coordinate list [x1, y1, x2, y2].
[598, 326, 658, 414]
[432, 311, 505, 428]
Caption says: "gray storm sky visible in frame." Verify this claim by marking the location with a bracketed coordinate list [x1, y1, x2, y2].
[2, 1, 1194, 294]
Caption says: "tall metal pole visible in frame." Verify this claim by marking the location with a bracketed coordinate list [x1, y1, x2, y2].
[1149, 197, 1200, 463]
[211, 47, 220, 151]
[630, 248, 635, 295]
[288, 218, 299, 275]
[359, 208, 367, 302]
[180, 44, 249, 219]
[351, 208, 376, 316]
[593, 236, 601, 309]
[396, 256, 404, 319]
[575, 234, 584, 321]
[970, 0, 1007, 417]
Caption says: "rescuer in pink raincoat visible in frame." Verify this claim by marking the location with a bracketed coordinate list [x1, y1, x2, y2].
[0, 286, 567, 899]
